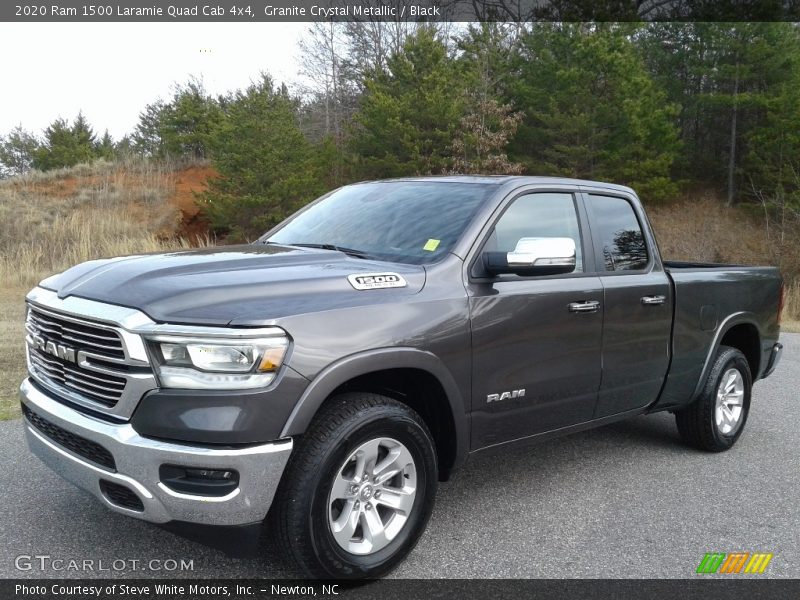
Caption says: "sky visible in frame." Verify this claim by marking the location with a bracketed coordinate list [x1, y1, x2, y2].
[0, 23, 308, 139]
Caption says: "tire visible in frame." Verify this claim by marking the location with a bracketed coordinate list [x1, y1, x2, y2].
[268, 392, 438, 579]
[675, 345, 752, 452]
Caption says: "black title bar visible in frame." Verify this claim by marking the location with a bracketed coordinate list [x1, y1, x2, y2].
[5, 579, 800, 600]
[3, 1, 800, 22]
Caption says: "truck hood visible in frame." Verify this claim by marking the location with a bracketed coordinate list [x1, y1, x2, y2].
[41, 244, 426, 326]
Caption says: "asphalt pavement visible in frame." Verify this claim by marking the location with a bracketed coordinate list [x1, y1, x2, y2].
[1, 334, 797, 579]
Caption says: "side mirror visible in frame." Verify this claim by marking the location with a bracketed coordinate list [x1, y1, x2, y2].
[483, 237, 577, 276]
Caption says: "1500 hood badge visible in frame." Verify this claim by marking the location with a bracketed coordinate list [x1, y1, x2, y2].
[347, 273, 407, 290]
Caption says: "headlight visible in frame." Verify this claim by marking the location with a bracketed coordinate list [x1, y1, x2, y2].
[147, 335, 289, 390]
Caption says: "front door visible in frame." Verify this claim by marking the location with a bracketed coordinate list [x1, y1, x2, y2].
[468, 190, 604, 449]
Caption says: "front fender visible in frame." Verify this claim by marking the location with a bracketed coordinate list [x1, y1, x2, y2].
[280, 347, 470, 469]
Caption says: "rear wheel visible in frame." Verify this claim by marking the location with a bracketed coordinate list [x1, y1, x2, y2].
[675, 345, 752, 452]
[269, 393, 438, 578]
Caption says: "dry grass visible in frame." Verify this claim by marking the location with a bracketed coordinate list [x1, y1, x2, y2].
[0, 288, 26, 420]
[0, 158, 211, 419]
[0, 158, 191, 287]
[782, 280, 800, 333]
[648, 196, 772, 265]
[783, 320, 800, 333]
[648, 195, 800, 327]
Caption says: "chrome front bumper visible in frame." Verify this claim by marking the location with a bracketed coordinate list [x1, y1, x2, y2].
[20, 378, 292, 526]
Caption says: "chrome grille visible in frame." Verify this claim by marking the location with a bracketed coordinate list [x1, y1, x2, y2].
[28, 307, 125, 360]
[26, 306, 128, 408]
[24, 289, 159, 420]
[28, 346, 126, 407]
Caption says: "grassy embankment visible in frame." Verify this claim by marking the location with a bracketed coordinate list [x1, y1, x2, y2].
[0, 159, 212, 419]
[648, 197, 800, 333]
[0, 165, 797, 420]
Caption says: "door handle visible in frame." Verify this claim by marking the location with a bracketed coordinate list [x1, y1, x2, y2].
[641, 295, 666, 306]
[568, 300, 600, 314]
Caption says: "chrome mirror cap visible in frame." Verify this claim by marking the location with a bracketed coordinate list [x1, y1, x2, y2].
[507, 237, 576, 270]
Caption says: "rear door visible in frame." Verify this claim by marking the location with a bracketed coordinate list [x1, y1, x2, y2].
[584, 191, 673, 418]
[467, 188, 604, 449]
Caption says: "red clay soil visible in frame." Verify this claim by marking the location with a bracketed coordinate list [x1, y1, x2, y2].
[170, 165, 217, 242]
[10, 175, 94, 197]
[8, 163, 216, 243]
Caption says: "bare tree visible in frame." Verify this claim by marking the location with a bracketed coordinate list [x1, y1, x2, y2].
[297, 22, 354, 142]
[341, 20, 420, 85]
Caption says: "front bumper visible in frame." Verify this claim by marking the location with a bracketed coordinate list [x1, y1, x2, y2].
[20, 378, 292, 526]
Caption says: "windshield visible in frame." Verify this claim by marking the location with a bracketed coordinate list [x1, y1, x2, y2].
[265, 181, 495, 265]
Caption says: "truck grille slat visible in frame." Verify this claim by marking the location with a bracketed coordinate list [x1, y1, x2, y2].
[30, 348, 127, 388]
[23, 404, 116, 471]
[26, 306, 130, 408]
[63, 368, 126, 388]
[29, 349, 125, 385]
[29, 350, 123, 407]
[61, 334, 123, 352]
[28, 309, 125, 360]
[60, 379, 122, 402]
[28, 321, 61, 335]
[60, 325, 120, 342]
[29, 356, 61, 378]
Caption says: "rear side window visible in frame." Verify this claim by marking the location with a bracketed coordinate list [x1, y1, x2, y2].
[589, 195, 648, 271]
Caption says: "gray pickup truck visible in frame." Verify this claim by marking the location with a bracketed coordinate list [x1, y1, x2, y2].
[20, 176, 784, 578]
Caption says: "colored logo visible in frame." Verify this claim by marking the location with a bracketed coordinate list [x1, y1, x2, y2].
[697, 552, 773, 574]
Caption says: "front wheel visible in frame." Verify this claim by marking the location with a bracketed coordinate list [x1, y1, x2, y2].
[675, 345, 752, 452]
[268, 393, 438, 578]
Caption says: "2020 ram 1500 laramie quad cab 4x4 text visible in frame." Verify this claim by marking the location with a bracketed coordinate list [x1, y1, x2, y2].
[20, 177, 784, 578]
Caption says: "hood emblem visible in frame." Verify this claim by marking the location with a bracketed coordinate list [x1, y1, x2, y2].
[347, 273, 407, 291]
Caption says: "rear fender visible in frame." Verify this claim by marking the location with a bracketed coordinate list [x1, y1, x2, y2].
[691, 312, 762, 400]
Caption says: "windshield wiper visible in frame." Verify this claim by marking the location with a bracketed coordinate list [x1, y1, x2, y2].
[284, 243, 373, 259]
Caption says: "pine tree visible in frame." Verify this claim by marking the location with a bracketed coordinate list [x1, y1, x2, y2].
[350, 28, 466, 178]
[33, 112, 98, 171]
[131, 79, 221, 160]
[638, 23, 800, 204]
[132, 100, 166, 156]
[96, 130, 116, 160]
[160, 79, 221, 160]
[742, 26, 800, 211]
[509, 24, 681, 201]
[0, 126, 40, 177]
[202, 75, 324, 240]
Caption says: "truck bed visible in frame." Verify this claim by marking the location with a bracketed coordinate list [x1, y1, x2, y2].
[655, 263, 782, 410]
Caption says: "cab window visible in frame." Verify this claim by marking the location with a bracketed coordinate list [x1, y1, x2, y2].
[489, 192, 583, 273]
[588, 195, 648, 271]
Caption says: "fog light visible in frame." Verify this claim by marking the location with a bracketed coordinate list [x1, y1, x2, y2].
[184, 468, 235, 480]
[159, 464, 240, 497]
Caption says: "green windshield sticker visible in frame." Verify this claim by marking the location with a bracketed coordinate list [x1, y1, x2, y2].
[423, 239, 440, 251]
